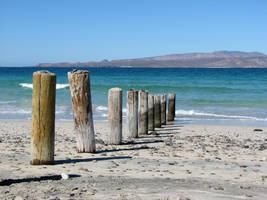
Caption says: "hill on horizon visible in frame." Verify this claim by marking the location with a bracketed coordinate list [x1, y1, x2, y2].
[37, 50, 267, 68]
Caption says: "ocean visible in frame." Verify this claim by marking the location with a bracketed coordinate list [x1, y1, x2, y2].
[1, 67, 267, 126]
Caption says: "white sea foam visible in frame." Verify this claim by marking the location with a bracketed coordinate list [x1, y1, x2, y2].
[56, 84, 69, 89]
[0, 109, 31, 114]
[58, 119, 73, 122]
[96, 106, 127, 114]
[19, 83, 33, 89]
[0, 100, 16, 104]
[96, 106, 108, 111]
[175, 109, 267, 121]
[19, 83, 69, 89]
[0, 105, 72, 115]
[0, 110, 72, 115]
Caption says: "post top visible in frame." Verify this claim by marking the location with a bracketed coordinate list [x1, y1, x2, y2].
[169, 92, 176, 96]
[139, 90, 148, 93]
[128, 89, 138, 92]
[110, 87, 122, 92]
[34, 70, 55, 76]
[69, 69, 90, 75]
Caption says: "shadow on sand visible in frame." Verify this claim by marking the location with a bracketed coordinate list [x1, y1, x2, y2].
[97, 145, 156, 153]
[156, 127, 181, 131]
[122, 139, 164, 145]
[137, 135, 172, 139]
[154, 130, 180, 135]
[0, 174, 81, 186]
[54, 156, 132, 165]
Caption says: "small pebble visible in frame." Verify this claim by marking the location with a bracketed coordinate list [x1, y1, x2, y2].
[214, 186, 224, 190]
[61, 173, 69, 180]
[186, 170, 192, 174]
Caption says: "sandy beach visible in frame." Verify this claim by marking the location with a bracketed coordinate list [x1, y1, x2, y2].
[0, 120, 266, 200]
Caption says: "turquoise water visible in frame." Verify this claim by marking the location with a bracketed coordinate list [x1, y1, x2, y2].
[1, 67, 267, 126]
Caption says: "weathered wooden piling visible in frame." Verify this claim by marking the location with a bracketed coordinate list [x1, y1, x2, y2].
[160, 94, 167, 125]
[108, 88, 122, 144]
[126, 89, 139, 138]
[154, 94, 161, 128]
[138, 90, 148, 135]
[168, 93, 176, 121]
[31, 71, 56, 165]
[68, 70, 96, 153]
[148, 94, 154, 131]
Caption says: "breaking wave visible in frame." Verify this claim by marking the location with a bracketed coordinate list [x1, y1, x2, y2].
[19, 83, 69, 89]
[175, 109, 267, 121]
[96, 106, 108, 111]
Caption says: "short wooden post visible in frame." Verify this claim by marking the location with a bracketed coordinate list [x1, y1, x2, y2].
[168, 93, 176, 121]
[160, 94, 167, 125]
[31, 71, 56, 165]
[148, 94, 154, 131]
[108, 88, 122, 144]
[154, 94, 161, 128]
[68, 70, 96, 153]
[138, 90, 148, 135]
[126, 89, 139, 138]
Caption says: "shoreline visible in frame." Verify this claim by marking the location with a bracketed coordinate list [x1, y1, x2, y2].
[1, 117, 267, 128]
[0, 121, 267, 199]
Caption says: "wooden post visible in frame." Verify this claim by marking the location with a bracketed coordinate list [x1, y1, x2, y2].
[108, 88, 122, 144]
[154, 94, 161, 128]
[68, 70, 96, 153]
[126, 89, 139, 138]
[160, 94, 167, 125]
[168, 93, 176, 121]
[138, 90, 148, 135]
[148, 94, 154, 131]
[31, 71, 56, 165]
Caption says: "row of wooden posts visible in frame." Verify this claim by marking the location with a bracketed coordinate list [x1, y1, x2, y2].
[30, 70, 176, 165]
[108, 88, 176, 144]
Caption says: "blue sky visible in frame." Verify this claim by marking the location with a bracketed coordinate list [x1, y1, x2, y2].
[0, 0, 266, 66]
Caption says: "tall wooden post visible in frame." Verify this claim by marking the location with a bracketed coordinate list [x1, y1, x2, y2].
[31, 71, 56, 165]
[154, 94, 161, 128]
[168, 93, 176, 121]
[160, 94, 167, 125]
[148, 94, 154, 131]
[108, 88, 122, 144]
[68, 70, 96, 153]
[138, 90, 148, 135]
[126, 89, 139, 138]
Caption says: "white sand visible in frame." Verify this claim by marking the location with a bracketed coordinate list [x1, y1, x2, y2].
[0, 121, 267, 200]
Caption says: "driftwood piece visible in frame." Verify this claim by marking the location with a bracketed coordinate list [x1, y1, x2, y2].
[108, 87, 122, 144]
[160, 94, 167, 125]
[138, 90, 148, 135]
[126, 89, 139, 138]
[68, 70, 96, 153]
[31, 71, 56, 165]
[154, 94, 161, 128]
[168, 93, 176, 121]
[148, 94, 154, 131]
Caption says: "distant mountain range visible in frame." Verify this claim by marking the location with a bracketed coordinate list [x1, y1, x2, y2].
[37, 51, 267, 68]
